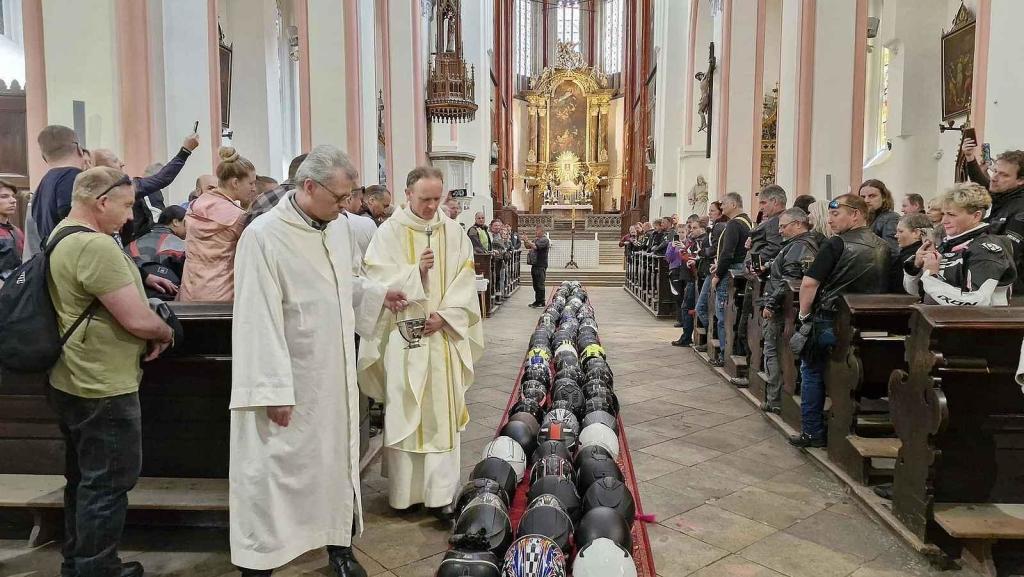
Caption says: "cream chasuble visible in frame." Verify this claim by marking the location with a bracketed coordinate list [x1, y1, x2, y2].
[358, 206, 484, 508]
[229, 196, 387, 570]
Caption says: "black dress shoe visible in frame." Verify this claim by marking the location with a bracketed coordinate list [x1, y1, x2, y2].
[121, 562, 145, 577]
[709, 356, 724, 367]
[671, 338, 692, 347]
[673, 322, 684, 328]
[788, 433, 826, 448]
[429, 502, 456, 523]
[238, 568, 272, 577]
[873, 483, 894, 500]
[328, 546, 368, 577]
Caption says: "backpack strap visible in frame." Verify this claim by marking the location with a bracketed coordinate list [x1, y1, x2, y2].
[44, 225, 102, 345]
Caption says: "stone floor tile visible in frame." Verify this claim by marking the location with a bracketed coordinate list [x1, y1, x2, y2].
[630, 451, 688, 482]
[640, 438, 724, 466]
[460, 420, 497, 443]
[647, 466, 749, 501]
[664, 504, 778, 552]
[688, 554, 789, 577]
[621, 426, 674, 450]
[826, 500, 871, 520]
[785, 509, 900, 563]
[739, 531, 864, 577]
[691, 454, 786, 486]
[731, 437, 809, 470]
[630, 414, 705, 439]
[355, 518, 450, 569]
[712, 486, 824, 529]
[391, 552, 446, 577]
[637, 481, 708, 520]
[707, 415, 778, 441]
[682, 428, 763, 453]
[648, 523, 730, 577]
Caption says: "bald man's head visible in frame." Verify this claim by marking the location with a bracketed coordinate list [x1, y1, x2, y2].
[191, 174, 218, 201]
[92, 149, 125, 171]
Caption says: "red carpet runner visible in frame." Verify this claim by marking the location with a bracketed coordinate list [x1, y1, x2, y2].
[489, 289, 656, 577]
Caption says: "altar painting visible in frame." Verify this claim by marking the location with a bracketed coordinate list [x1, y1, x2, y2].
[550, 81, 587, 159]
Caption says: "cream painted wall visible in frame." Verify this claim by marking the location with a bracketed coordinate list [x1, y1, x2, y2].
[774, 0, 800, 195]
[42, 0, 120, 153]
[762, 0, 782, 96]
[808, 1, 856, 199]
[651, 0, 689, 204]
[307, 0, 348, 148]
[386, 0, 424, 189]
[979, 0, 1024, 166]
[717, 0, 758, 202]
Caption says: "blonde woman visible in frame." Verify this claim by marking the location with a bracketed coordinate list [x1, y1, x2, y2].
[806, 200, 833, 238]
[904, 182, 1016, 305]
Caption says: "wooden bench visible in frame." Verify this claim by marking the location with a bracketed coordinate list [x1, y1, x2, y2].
[623, 252, 678, 319]
[744, 273, 765, 399]
[778, 284, 803, 431]
[891, 306, 1024, 572]
[826, 294, 916, 485]
[0, 474, 228, 547]
[722, 270, 748, 381]
[933, 503, 1024, 577]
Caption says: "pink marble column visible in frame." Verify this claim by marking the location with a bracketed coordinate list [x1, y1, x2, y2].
[22, 0, 47, 188]
[207, 0, 222, 165]
[295, 0, 313, 153]
[116, 0, 153, 177]
[344, 0, 363, 171]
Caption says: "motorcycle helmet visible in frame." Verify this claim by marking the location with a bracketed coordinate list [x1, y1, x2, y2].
[572, 538, 637, 577]
[584, 366, 614, 387]
[452, 492, 513, 557]
[583, 393, 618, 417]
[581, 477, 635, 524]
[501, 419, 538, 458]
[579, 344, 606, 362]
[472, 457, 518, 499]
[526, 347, 552, 362]
[508, 412, 540, 436]
[516, 502, 574, 551]
[549, 399, 576, 416]
[550, 383, 584, 417]
[553, 365, 583, 383]
[538, 417, 578, 452]
[520, 381, 548, 405]
[581, 410, 618, 435]
[578, 422, 620, 460]
[501, 535, 566, 577]
[530, 440, 571, 466]
[482, 436, 528, 483]
[575, 506, 632, 550]
[436, 549, 501, 577]
[575, 447, 624, 494]
[455, 478, 510, 519]
[541, 408, 581, 433]
[529, 453, 574, 486]
[581, 381, 613, 401]
[510, 398, 545, 424]
[581, 355, 610, 373]
[551, 377, 579, 395]
[527, 475, 580, 523]
[522, 365, 551, 387]
[579, 317, 599, 330]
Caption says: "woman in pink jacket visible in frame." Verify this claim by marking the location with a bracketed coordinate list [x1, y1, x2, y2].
[178, 147, 256, 302]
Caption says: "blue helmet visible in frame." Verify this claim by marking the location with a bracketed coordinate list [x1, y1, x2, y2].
[501, 535, 566, 577]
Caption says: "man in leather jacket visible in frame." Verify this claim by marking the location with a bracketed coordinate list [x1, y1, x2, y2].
[757, 208, 822, 414]
[962, 141, 1024, 293]
[790, 194, 889, 448]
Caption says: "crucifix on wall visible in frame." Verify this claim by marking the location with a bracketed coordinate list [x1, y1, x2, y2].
[695, 42, 716, 159]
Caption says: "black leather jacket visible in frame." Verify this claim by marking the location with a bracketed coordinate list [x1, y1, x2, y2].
[967, 159, 1024, 293]
[760, 230, 823, 312]
[904, 224, 1017, 306]
[749, 213, 784, 265]
[816, 227, 890, 313]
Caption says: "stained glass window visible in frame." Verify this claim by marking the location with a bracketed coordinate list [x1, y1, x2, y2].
[877, 47, 891, 152]
[603, 0, 623, 73]
[514, 0, 533, 76]
[557, 0, 581, 47]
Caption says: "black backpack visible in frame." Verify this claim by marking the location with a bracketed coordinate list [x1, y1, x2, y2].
[0, 226, 100, 373]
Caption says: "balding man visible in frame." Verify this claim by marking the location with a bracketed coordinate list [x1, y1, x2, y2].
[183, 174, 219, 208]
[468, 211, 491, 254]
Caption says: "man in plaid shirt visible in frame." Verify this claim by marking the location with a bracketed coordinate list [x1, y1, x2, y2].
[245, 153, 307, 226]
[0, 180, 24, 287]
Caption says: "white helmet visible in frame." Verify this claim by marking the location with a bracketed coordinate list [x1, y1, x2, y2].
[572, 538, 637, 577]
[482, 436, 527, 482]
[578, 422, 620, 460]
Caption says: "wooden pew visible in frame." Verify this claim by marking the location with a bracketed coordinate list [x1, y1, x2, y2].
[623, 252, 677, 319]
[693, 275, 708, 350]
[722, 270, 748, 380]
[779, 283, 803, 431]
[474, 253, 495, 317]
[826, 294, 917, 485]
[890, 306, 1024, 576]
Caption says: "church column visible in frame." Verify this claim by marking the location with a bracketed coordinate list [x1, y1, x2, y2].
[116, 0, 153, 178]
[651, 0, 690, 216]
[22, 0, 47, 188]
[385, 0, 429, 185]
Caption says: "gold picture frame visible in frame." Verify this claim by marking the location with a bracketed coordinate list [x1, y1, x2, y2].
[940, 10, 975, 121]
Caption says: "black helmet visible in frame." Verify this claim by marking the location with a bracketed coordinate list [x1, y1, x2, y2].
[549, 399, 576, 416]
[541, 408, 581, 432]
[553, 365, 583, 383]
[575, 506, 632, 551]
[452, 493, 513, 557]
[522, 364, 551, 386]
[527, 475, 581, 522]
[581, 381, 613, 401]
[585, 366, 614, 387]
[575, 448, 623, 494]
[500, 419, 538, 458]
[510, 398, 544, 424]
[530, 440, 571, 466]
[520, 381, 547, 405]
[538, 418, 578, 452]
[529, 453, 574, 486]
[551, 377, 579, 395]
[507, 412, 540, 436]
[551, 383, 584, 417]
[583, 393, 618, 417]
[436, 549, 500, 577]
[516, 501, 574, 551]
[471, 457, 518, 499]
[501, 535, 567, 577]
[581, 355, 610, 373]
[581, 477, 635, 524]
[581, 410, 618, 434]
[455, 478, 510, 519]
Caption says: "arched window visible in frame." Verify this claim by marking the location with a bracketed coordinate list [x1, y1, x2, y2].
[514, 0, 533, 77]
[603, 0, 624, 74]
[556, 0, 581, 47]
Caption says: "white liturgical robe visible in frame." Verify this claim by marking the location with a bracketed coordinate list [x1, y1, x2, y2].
[229, 195, 387, 570]
[358, 206, 484, 508]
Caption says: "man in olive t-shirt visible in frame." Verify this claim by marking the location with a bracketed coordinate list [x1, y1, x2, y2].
[46, 167, 174, 577]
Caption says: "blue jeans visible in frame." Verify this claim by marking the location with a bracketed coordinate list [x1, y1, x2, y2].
[695, 276, 712, 329]
[798, 319, 837, 439]
[48, 387, 142, 577]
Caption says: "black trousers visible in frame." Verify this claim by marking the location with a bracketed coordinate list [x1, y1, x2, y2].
[531, 266, 547, 304]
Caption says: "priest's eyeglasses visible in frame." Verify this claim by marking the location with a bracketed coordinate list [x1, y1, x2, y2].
[314, 180, 352, 205]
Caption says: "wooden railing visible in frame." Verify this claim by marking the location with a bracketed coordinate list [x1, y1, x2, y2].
[623, 251, 677, 318]
[474, 248, 523, 317]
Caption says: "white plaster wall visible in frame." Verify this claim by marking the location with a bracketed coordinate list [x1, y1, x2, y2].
[980, 0, 1024, 164]
[762, 0, 782, 95]
[721, 0, 758, 201]
[308, 0, 348, 147]
[42, 0, 120, 152]
[651, 0, 689, 201]
[774, 0, 800, 195]
[386, 0, 423, 187]
[808, 1, 856, 198]
[511, 97, 529, 210]
[358, 0, 379, 183]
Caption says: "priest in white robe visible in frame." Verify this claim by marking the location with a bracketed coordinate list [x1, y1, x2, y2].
[358, 166, 484, 514]
[230, 145, 408, 577]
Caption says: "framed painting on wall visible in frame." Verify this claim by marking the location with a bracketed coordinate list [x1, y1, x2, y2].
[940, 14, 975, 121]
[219, 43, 233, 129]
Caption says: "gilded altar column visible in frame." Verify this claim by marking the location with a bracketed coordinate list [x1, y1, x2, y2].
[598, 103, 608, 162]
[527, 105, 538, 163]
